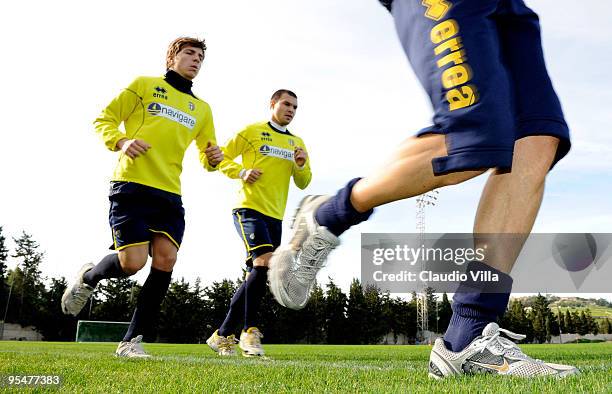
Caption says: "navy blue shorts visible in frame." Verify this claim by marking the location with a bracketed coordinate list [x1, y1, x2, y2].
[388, 0, 570, 174]
[108, 182, 185, 251]
[232, 208, 282, 266]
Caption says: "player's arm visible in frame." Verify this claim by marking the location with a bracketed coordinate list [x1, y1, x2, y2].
[218, 131, 262, 183]
[195, 103, 223, 171]
[292, 143, 312, 189]
[94, 78, 149, 156]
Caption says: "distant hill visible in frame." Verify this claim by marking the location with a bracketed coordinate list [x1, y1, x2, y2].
[511, 295, 612, 319]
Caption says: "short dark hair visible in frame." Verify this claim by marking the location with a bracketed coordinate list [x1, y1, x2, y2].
[271, 89, 297, 102]
[166, 37, 207, 69]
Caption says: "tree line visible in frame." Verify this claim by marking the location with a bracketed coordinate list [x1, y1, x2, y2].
[1, 227, 610, 344]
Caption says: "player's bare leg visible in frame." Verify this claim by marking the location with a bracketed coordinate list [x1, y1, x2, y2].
[352, 135, 485, 212]
[117, 235, 176, 358]
[269, 134, 486, 309]
[473, 136, 559, 273]
[62, 244, 148, 316]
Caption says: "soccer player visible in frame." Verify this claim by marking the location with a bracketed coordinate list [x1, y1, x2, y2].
[269, 0, 578, 377]
[61, 37, 223, 358]
[206, 90, 311, 357]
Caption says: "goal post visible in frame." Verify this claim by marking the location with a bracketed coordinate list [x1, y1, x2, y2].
[75, 320, 130, 342]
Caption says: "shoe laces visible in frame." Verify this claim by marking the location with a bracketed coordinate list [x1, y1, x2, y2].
[482, 328, 540, 362]
[245, 329, 263, 346]
[219, 335, 236, 352]
[127, 335, 148, 355]
[71, 282, 93, 304]
[293, 233, 332, 282]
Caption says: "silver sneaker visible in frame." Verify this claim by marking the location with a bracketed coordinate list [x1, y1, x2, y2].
[61, 263, 95, 316]
[429, 323, 578, 379]
[269, 196, 340, 310]
[207, 330, 237, 356]
[115, 335, 151, 358]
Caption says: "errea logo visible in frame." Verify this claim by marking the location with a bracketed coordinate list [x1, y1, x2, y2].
[153, 86, 168, 100]
[259, 145, 294, 161]
[147, 102, 196, 130]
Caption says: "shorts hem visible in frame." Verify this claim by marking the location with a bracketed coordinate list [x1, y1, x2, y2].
[148, 229, 181, 249]
[432, 149, 513, 175]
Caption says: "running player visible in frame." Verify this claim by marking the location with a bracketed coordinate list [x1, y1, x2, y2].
[207, 90, 311, 357]
[269, 0, 578, 377]
[61, 37, 223, 358]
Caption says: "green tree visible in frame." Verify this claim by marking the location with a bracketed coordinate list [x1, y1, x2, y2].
[91, 277, 139, 322]
[437, 293, 452, 333]
[362, 284, 386, 344]
[159, 278, 208, 343]
[0, 226, 9, 319]
[302, 282, 326, 344]
[10, 232, 45, 326]
[202, 279, 237, 335]
[325, 279, 347, 344]
[577, 311, 589, 336]
[584, 309, 597, 335]
[346, 279, 366, 344]
[36, 277, 76, 341]
[565, 310, 575, 333]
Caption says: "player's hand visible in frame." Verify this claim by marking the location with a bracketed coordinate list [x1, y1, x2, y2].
[205, 142, 224, 167]
[242, 169, 263, 184]
[294, 147, 307, 167]
[117, 138, 151, 159]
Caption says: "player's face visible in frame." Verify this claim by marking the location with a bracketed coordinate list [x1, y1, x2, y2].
[171, 46, 205, 80]
[271, 94, 298, 126]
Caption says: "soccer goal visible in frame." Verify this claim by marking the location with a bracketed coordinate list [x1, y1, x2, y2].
[75, 320, 130, 342]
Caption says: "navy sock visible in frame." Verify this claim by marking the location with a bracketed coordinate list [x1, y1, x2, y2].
[218, 281, 247, 337]
[123, 267, 172, 342]
[314, 178, 374, 237]
[443, 261, 513, 352]
[83, 253, 127, 287]
[244, 266, 268, 330]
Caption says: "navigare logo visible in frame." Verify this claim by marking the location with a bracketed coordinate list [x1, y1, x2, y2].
[259, 145, 294, 161]
[147, 102, 196, 130]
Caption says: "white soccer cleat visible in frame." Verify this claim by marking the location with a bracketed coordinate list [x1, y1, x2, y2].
[239, 327, 265, 357]
[115, 335, 152, 359]
[61, 263, 95, 316]
[428, 323, 579, 379]
[269, 195, 340, 310]
[207, 330, 237, 356]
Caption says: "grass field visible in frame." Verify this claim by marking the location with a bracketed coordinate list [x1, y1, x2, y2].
[1, 341, 611, 393]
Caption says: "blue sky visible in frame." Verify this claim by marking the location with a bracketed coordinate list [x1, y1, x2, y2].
[0, 0, 610, 299]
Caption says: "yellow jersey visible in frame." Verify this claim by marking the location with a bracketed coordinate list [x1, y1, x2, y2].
[219, 121, 312, 219]
[94, 72, 218, 195]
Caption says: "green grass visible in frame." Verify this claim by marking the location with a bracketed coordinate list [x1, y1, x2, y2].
[1, 341, 611, 393]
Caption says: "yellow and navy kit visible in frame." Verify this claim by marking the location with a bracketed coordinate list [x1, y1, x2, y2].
[94, 71, 218, 195]
[219, 121, 312, 220]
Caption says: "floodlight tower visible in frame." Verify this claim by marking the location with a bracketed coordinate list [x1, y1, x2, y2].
[416, 190, 438, 344]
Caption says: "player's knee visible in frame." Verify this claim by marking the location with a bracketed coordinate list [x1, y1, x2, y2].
[252, 252, 272, 268]
[152, 254, 177, 271]
[515, 136, 560, 182]
[118, 255, 147, 276]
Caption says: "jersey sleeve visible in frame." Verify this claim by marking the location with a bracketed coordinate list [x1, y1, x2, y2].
[292, 139, 312, 189]
[218, 130, 249, 179]
[194, 102, 219, 172]
[93, 77, 143, 151]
